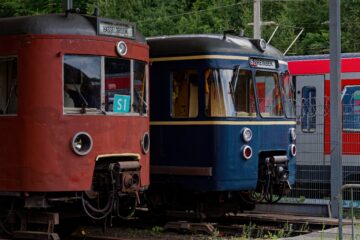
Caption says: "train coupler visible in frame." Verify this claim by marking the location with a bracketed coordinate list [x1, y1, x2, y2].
[258, 155, 291, 202]
[109, 161, 141, 195]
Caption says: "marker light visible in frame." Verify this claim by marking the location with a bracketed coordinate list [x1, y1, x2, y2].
[242, 145, 253, 160]
[116, 41, 128, 56]
[290, 144, 297, 157]
[242, 127, 253, 143]
[289, 128, 296, 142]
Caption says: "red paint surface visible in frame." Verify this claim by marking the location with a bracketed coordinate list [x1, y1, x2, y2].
[0, 35, 150, 191]
[288, 57, 360, 75]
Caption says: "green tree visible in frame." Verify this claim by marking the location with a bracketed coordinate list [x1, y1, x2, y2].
[1, 0, 360, 55]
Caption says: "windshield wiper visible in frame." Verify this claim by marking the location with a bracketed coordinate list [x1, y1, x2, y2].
[135, 91, 148, 114]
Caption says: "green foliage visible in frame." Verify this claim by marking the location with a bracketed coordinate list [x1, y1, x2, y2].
[0, 0, 359, 55]
[150, 225, 164, 234]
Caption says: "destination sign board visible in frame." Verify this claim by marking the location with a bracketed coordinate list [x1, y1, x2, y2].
[249, 58, 277, 69]
[98, 19, 135, 39]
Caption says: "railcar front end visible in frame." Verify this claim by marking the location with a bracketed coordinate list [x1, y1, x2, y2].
[0, 13, 149, 232]
[148, 34, 296, 217]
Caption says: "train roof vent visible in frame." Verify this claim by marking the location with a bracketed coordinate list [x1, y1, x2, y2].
[223, 29, 245, 40]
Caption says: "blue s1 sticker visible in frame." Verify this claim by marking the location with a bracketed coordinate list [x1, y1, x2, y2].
[113, 94, 130, 113]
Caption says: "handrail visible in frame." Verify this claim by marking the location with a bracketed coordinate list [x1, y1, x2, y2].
[338, 184, 360, 240]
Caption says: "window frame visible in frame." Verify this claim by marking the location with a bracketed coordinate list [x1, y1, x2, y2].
[63, 54, 148, 116]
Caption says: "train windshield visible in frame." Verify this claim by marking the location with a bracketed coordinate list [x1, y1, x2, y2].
[205, 68, 256, 117]
[256, 71, 284, 117]
[63, 55, 148, 115]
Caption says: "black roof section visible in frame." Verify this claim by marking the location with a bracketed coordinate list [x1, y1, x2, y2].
[147, 34, 284, 59]
[0, 13, 145, 43]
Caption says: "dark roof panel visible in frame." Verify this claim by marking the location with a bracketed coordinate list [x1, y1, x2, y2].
[147, 34, 284, 59]
[0, 14, 145, 43]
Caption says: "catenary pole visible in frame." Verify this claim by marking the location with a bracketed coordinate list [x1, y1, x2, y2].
[329, 0, 342, 220]
[63, 0, 73, 11]
[253, 0, 261, 39]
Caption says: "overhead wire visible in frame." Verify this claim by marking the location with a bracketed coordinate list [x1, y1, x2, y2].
[137, 0, 307, 24]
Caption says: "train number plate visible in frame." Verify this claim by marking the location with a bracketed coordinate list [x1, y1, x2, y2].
[249, 58, 276, 69]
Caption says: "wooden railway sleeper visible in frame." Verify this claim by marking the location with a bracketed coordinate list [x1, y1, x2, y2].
[165, 221, 215, 235]
[13, 211, 59, 240]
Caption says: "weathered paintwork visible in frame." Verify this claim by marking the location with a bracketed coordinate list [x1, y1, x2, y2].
[0, 18, 149, 192]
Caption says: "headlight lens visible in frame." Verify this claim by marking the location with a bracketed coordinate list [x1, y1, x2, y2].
[242, 145, 253, 160]
[242, 127, 253, 142]
[290, 144, 297, 157]
[71, 132, 93, 156]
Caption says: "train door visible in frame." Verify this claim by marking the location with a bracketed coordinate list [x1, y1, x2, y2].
[295, 75, 325, 166]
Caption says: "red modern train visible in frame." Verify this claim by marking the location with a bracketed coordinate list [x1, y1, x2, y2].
[287, 54, 360, 199]
[0, 11, 150, 236]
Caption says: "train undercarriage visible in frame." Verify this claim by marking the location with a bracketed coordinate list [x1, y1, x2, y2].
[0, 159, 143, 239]
[147, 154, 291, 219]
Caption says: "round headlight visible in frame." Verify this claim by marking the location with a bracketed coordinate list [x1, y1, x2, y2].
[71, 132, 93, 156]
[116, 41, 128, 56]
[289, 128, 296, 142]
[242, 127, 253, 142]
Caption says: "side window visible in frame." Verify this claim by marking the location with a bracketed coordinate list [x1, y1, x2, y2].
[342, 85, 360, 131]
[0, 57, 17, 115]
[171, 69, 198, 118]
[64, 55, 101, 111]
[301, 86, 316, 132]
[133, 61, 147, 114]
[105, 58, 131, 113]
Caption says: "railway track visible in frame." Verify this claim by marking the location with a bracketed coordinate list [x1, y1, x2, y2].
[64, 210, 345, 240]
[4, 206, 356, 239]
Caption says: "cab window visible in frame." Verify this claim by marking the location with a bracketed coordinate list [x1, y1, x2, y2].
[64, 55, 101, 110]
[105, 58, 130, 112]
[63, 55, 148, 115]
[256, 71, 284, 117]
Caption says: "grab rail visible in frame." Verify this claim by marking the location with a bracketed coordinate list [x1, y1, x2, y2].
[338, 184, 360, 240]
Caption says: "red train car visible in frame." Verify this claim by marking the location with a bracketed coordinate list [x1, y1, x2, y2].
[0, 12, 149, 233]
[286, 54, 360, 199]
